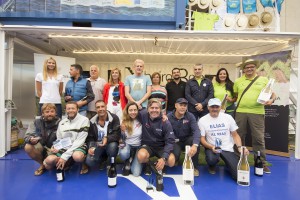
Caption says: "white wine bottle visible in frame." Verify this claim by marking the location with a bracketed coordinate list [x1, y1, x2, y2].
[108, 157, 117, 188]
[183, 145, 194, 185]
[237, 146, 250, 186]
[220, 94, 228, 112]
[254, 151, 263, 177]
[257, 78, 275, 104]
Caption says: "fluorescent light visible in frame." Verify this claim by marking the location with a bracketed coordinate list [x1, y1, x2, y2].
[72, 50, 251, 57]
[49, 34, 288, 43]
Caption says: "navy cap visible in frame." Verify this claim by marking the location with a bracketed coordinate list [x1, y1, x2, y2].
[176, 98, 188, 104]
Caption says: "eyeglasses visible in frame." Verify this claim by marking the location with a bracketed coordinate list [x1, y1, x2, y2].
[210, 105, 220, 108]
[136, 65, 143, 67]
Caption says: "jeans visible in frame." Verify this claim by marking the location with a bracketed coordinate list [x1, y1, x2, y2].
[86, 142, 119, 167]
[205, 148, 239, 180]
[173, 136, 200, 168]
[119, 144, 142, 176]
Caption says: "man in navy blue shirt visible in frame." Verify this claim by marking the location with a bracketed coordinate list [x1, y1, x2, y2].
[167, 98, 201, 176]
[137, 98, 175, 174]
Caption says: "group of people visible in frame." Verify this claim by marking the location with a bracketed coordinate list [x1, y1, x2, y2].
[24, 57, 275, 182]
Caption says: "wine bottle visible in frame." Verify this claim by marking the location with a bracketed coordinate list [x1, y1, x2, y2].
[108, 157, 117, 188]
[183, 145, 194, 185]
[257, 78, 275, 104]
[254, 151, 263, 177]
[215, 138, 222, 153]
[237, 146, 250, 186]
[56, 168, 64, 182]
[156, 170, 164, 191]
[220, 94, 228, 112]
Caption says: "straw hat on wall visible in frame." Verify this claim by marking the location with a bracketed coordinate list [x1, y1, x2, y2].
[248, 14, 260, 28]
[261, 11, 273, 26]
[198, 0, 212, 9]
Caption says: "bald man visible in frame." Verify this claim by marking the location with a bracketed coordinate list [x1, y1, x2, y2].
[87, 65, 106, 119]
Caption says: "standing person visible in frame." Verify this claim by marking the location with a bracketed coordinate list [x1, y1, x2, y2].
[234, 59, 276, 173]
[24, 103, 60, 176]
[35, 57, 63, 118]
[137, 99, 175, 175]
[65, 64, 95, 116]
[43, 102, 90, 174]
[125, 59, 152, 110]
[167, 98, 201, 176]
[85, 100, 121, 170]
[185, 64, 214, 120]
[149, 72, 168, 114]
[119, 102, 142, 176]
[166, 68, 186, 114]
[199, 98, 249, 180]
[87, 65, 106, 119]
[103, 67, 127, 121]
[213, 68, 236, 116]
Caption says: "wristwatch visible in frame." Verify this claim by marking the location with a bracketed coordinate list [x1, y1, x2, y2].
[162, 157, 167, 163]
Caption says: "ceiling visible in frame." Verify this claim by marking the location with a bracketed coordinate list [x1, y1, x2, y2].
[2, 25, 300, 65]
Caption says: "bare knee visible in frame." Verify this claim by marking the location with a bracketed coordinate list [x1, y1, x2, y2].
[166, 153, 175, 167]
[24, 144, 34, 153]
[137, 149, 149, 163]
[44, 155, 58, 170]
[72, 151, 85, 163]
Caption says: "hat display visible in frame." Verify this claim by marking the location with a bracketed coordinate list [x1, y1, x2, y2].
[248, 14, 259, 28]
[235, 14, 248, 30]
[223, 15, 235, 30]
[208, 98, 222, 107]
[198, 0, 212, 9]
[241, 59, 258, 69]
[210, 0, 223, 10]
[176, 98, 188, 104]
[261, 11, 273, 26]
[188, 0, 198, 6]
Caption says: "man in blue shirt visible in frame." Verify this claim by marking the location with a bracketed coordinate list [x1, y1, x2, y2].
[65, 64, 95, 116]
[167, 98, 201, 176]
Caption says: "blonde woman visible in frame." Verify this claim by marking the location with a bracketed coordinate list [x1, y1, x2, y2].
[103, 68, 127, 121]
[119, 102, 142, 176]
[35, 57, 63, 118]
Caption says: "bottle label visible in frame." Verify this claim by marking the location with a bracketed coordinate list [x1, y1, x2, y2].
[255, 167, 264, 175]
[108, 177, 117, 186]
[56, 173, 63, 181]
[183, 169, 194, 182]
[237, 170, 249, 182]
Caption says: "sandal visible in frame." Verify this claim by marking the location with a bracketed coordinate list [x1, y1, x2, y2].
[34, 166, 46, 176]
[80, 163, 89, 175]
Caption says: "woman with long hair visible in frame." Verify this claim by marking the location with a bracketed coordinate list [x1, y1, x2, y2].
[119, 102, 142, 176]
[103, 67, 127, 121]
[213, 68, 236, 115]
[149, 72, 168, 114]
[35, 57, 63, 118]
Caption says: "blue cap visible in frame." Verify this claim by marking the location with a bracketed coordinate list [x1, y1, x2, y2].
[176, 98, 188, 104]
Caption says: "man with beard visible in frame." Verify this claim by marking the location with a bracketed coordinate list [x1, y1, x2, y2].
[137, 98, 175, 175]
[24, 103, 60, 176]
[43, 101, 89, 173]
[166, 68, 186, 114]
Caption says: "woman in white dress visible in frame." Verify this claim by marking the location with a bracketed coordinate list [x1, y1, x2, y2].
[35, 57, 63, 118]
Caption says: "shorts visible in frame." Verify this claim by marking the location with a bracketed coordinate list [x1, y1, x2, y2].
[55, 143, 88, 157]
[139, 145, 168, 159]
[34, 142, 51, 159]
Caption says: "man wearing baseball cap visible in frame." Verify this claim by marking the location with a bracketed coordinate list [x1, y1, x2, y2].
[198, 98, 248, 180]
[167, 98, 201, 176]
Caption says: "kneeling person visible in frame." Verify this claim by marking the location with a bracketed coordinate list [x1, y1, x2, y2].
[199, 98, 249, 180]
[137, 99, 176, 175]
[44, 101, 90, 173]
[167, 98, 201, 176]
[24, 103, 60, 176]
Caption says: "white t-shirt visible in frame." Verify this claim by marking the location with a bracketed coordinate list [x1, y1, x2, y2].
[35, 73, 63, 104]
[124, 119, 142, 147]
[198, 112, 238, 152]
[87, 77, 106, 112]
